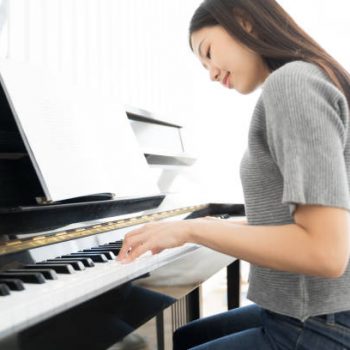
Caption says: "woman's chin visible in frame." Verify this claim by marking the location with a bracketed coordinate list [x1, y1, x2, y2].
[236, 87, 253, 95]
[236, 83, 260, 95]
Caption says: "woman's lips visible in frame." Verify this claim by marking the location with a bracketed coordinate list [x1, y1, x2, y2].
[223, 73, 231, 88]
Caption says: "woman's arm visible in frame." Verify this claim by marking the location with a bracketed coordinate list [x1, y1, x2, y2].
[191, 205, 350, 278]
[118, 205, 350, 278]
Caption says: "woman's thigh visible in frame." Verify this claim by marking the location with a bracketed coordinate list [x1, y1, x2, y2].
[264, 309, 350, 350]
[300, 311, 350, 350]
[173, 304, 263, 350]
[189, 327, 273, 350]
[175, 304, 350, 350]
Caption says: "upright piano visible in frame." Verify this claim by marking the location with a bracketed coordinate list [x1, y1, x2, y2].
[0, 66, 245, 350]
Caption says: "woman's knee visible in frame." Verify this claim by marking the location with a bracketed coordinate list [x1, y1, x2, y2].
[173, 323, 196, 350]
[173, 318, 212, 350]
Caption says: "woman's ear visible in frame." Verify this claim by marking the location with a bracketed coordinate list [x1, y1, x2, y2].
[237, 16, 253, 34]
[233, 9, 254, 34]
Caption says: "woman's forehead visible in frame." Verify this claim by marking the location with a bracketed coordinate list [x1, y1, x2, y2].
[191, 26, 221, 50]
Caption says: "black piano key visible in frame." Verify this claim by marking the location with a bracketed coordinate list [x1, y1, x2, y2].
[65, 253, 108, 263]
[69, 253, 109, 262]
[0, 283, 11, 296]
[6, 265, 57, 280]
[0, 272, 46, 284]
[0, 279, 25, 291]
[106, 241, 123, 246]
[34, 263, 75, 274]
[102, 241, 122, 245]
[107, 245, 123, 248]
[46, 259, 85, 271]
[54, 257, 95, 268]
[88, 246, 120, 252]
[99, 245, 122, 251]
[217, 214, 231, 219]
[81, 249, 115, 260]
[102, 242, 122, 245]
[95, 247, 121, 254]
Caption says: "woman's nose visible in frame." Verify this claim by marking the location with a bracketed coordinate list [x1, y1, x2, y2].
[209, 66, 220, 82]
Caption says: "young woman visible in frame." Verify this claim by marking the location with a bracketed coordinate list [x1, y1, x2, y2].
[118, 0, 350, 348]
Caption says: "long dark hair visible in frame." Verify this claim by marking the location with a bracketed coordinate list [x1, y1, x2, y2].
[189, 0, 350, 106]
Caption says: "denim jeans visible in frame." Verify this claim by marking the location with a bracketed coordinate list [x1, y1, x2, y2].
[173, 304, 350, 350]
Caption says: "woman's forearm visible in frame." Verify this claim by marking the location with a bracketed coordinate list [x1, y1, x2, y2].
[188, 220, 336, 278]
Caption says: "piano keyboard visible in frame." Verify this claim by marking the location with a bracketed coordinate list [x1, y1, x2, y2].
[0, 238, 199, 339]
[0, 240, 125, 295]
[0, 202, 239, 342]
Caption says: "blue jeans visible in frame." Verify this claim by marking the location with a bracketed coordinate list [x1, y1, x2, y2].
[173, 304, 350, 349]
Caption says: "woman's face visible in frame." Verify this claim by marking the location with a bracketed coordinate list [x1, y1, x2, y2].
[190, 25, 270, 94]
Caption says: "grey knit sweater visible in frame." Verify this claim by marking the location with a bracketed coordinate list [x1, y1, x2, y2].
[240, 61, 350, 321]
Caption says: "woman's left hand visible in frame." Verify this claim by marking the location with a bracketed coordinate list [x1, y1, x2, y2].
[117, 220, 193, 263]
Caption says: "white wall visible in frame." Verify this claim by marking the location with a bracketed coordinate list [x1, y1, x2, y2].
[184, 0, 350, 203]
[0, 0, 349, 204]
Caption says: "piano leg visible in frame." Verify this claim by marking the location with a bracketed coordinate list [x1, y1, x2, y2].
[156, 312, 165, 350]
[187, 287, 201, 320]
[227, 260, 241, 309]
[153, 287, 202, 350]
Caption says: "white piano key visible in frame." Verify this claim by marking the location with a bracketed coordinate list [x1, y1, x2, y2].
[0, 243, 199, 339]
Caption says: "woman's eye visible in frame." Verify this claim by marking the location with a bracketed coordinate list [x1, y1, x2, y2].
[206, 48, 211, 59]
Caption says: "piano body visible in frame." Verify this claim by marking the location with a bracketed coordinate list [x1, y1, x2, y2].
[0, 67, 245, 349]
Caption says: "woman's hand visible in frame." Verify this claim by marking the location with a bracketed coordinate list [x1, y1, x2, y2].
[117, 219, 193, 263]
[117, 216, 246, 263]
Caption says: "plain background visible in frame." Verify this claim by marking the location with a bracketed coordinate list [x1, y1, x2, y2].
[0, 0, 349, 204]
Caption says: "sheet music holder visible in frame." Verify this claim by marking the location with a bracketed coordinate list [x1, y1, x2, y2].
[0, 59, 163, 235]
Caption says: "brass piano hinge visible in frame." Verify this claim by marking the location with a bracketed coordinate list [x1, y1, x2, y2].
[0, 204, 208, 256]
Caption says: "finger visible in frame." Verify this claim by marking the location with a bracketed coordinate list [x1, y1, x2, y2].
[203, 216, 216, 221]
[151, 247, 163, 255]
[124, 225, 145, 238]
[117, 234, 144, 261]
[118, 223, 162, 261]
[117, 236, 131, 260]
[122, 241, 150, 263]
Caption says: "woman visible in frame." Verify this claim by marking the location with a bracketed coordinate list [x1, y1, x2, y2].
[118, 0, 350, 348]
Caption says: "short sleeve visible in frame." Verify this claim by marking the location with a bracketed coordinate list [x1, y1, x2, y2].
[263, 63, 350, 215]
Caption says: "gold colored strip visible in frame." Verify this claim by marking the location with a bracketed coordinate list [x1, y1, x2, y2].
[5, 241, 21, 246]
[0, 204, 208, 256]
[55, 232, 67, 236]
